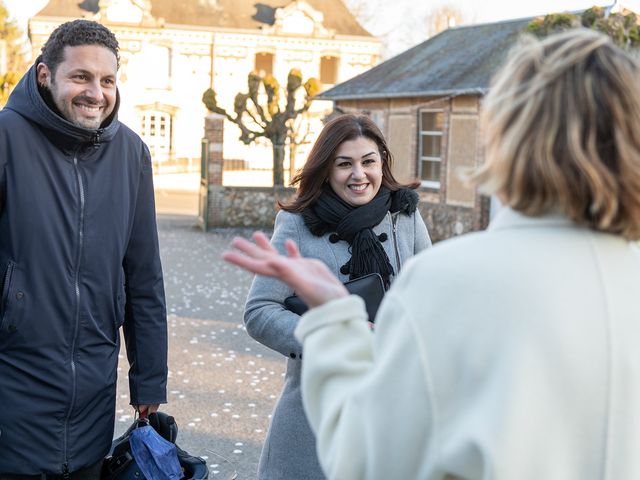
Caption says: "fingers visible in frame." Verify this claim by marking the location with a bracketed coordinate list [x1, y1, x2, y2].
[223, 234, 303, 280]
[253, 231, 277, 252]
[226, 233, 299, 263]
[135, 404, 149, 419]
[230, 236, 268, 258]
[284, 239, 301, 258]
[222, 250, 280, 277]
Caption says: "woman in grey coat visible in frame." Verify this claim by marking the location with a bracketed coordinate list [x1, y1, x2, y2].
[244, 114, 431, 479]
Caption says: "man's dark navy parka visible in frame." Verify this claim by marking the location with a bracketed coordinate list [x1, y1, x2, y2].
[0, 60, 168, 474]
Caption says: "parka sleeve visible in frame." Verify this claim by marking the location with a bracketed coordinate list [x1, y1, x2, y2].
[122, 146, 168, 405]
[243, 210, 305, 358]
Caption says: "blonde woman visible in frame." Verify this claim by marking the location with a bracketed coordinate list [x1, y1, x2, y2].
[225, 28, 640, 480]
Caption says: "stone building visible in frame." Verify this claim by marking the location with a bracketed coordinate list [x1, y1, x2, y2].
[317, 17, 535, 241]
[29, 0, 380, 176]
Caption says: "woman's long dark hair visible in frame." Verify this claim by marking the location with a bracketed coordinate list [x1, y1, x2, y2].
[280, 114, 419, 212]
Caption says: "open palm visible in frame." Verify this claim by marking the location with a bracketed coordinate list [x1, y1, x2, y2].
[223, 231, 348, 309]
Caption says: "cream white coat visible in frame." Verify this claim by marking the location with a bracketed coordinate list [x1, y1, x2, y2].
[295, 208, 640, 480]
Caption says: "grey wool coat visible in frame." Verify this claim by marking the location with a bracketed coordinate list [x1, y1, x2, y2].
[244, 208, 431, 479]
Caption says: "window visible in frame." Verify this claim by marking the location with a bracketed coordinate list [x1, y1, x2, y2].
[320, 56, 338, 84]
[418, 110, 444, 187]
[255, 52, 274, 76]
[140, 111, 172, 164]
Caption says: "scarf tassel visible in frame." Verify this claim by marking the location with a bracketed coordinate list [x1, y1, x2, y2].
[349, 229, 394, 289]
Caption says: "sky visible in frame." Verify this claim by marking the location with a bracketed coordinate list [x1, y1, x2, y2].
[4, 0, 640, 59]
[348, 0, 640, 57]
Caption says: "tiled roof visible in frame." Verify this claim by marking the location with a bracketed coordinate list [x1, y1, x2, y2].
[318, 17, 534, 100]
[34, 0, 372, 37]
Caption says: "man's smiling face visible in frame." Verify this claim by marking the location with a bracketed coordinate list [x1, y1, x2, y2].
[37, 44, 117, 130]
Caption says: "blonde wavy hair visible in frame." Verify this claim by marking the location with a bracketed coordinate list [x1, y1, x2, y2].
[474, 28, 640, 240]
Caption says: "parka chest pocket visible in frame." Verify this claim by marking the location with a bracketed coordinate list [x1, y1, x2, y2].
[0, 261, 24, 334]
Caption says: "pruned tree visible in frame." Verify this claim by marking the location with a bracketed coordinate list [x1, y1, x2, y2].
[526, 7, 640, 49]
[202, 69, 320, 186]
[0, 1, 27, 108]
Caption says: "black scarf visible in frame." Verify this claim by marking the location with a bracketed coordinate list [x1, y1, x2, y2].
[302, 186, 419, 289]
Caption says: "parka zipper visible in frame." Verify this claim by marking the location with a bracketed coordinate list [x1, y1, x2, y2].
[91, 129, 103, 145]
[391, 212, 402, 274]
[62, 151, 86, 469]
[0, 261, 15, 319]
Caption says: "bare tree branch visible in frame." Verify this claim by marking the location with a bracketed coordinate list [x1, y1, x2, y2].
[202, 69, 319, 185]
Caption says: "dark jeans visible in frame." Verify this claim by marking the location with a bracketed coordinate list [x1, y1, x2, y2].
[0, 460, 103, 480]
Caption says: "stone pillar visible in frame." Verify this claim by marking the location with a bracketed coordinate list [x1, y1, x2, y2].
[198, 113, 225, 230]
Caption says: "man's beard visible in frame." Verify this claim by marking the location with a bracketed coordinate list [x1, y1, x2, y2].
[38, 83, 112, 130]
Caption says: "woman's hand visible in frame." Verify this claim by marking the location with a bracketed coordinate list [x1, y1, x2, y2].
[223, 231, 348, 309]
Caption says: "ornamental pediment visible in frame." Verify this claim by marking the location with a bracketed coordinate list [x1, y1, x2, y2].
[263, 0, 334, 37]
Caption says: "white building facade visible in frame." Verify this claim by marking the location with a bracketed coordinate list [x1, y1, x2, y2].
[29, 0, 380, 181]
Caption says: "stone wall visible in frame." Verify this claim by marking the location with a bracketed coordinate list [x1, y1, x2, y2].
[204, 186, 295, 228]
[202, 186, 487, 242]
[419, 202, 477, 243]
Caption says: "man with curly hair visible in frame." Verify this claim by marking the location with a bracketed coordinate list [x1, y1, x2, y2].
[0, 19, 168, 478]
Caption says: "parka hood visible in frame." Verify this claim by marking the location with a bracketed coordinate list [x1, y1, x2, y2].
[5, 57, 121, 147]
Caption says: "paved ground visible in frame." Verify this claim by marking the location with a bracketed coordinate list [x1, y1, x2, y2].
[153, 173, 200, 216]
[114, 214, 283, 479]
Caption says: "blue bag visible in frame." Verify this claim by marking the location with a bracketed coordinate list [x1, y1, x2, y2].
[129, 424, 184, 480]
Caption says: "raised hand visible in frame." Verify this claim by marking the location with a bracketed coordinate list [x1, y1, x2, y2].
[223, 231, 348, 309]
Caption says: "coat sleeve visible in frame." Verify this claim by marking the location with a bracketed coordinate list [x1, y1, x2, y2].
[294, 290, 435, 480]
[122, 146, 168, 405]
[243, 210, 305, 358]
[414, 210, 432, 252]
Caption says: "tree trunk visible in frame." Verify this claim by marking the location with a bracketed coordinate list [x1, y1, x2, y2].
[272, 143, 285, 186]
[289, 142, 298, 182]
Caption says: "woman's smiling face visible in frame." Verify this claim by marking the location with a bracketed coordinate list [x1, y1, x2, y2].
[328, 136, 383, 207]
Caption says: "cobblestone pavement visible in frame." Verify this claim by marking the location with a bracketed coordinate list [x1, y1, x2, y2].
[114, 215, 283, 479]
